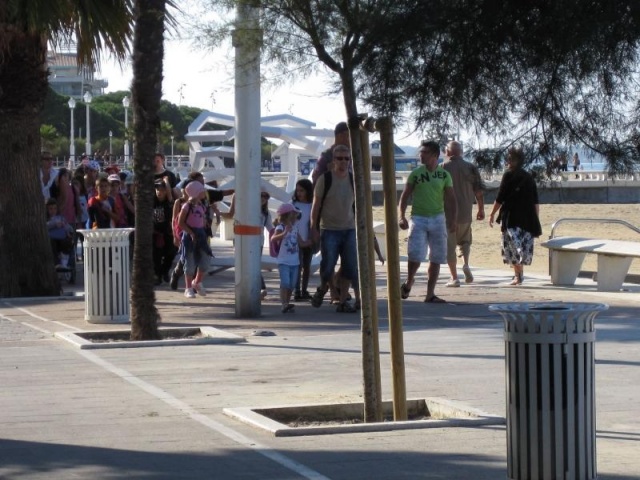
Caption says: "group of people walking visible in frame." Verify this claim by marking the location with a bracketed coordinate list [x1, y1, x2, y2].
[41, 124, 543, 311]
[399, 140, 541, 302]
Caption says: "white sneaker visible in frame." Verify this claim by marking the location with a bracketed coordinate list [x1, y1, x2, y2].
[462, 265, 474, 284]
[445, 278, 461, 288]
[193, 283, 207, 296]
[184, 288, 196, 299]
[260, 289, 268, 299]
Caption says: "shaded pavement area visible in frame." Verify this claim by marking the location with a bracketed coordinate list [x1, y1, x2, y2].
[1, 261, 639, 479]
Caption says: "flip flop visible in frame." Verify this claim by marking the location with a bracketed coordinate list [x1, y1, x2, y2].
[424, 295, 446, 304]
[400, 283, 411, 299]
[282, 303, 295, 313]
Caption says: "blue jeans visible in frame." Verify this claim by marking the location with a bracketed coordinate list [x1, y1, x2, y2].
[319, 229, 358, 285]
[278, 264, 299, 290]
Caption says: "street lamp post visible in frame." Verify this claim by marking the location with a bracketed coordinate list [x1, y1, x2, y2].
[83, 91, 92, 155]
[122, 96, 130, 165]
[109, 130, 113, 157]
[68, 97, 76, 168]
[171, 135, 174, 159]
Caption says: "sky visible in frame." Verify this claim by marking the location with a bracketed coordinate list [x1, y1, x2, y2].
[98, 37, 424, 149]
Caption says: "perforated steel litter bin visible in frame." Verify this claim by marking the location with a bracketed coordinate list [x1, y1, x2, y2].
[78, 229, 134, 323]
[488, 302, 608, 480]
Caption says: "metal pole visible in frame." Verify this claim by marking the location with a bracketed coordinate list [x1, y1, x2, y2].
[233, 0, 262, 317]
[83, 91, 92, 155]
[68, 97, 76, 168]
[123, 96, 130, 165]
[377, 116, 407, 420]
[109, 131, 113, 156]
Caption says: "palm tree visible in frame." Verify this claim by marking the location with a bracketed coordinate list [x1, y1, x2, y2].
[0, 1, 132, 297]
[40, 125, 60, 151]
[129, 0, 168, 340]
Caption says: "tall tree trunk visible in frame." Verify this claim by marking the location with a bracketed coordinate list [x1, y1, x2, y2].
[129, 0, 167, 340]
[0, 28, 59, 297]
[341, 71, 383, 422]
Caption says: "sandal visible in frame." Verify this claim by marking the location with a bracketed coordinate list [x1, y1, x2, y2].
[281, 304, 295, 313]
[334, 286, 352, 301]
[400, 283, 411, 299]
[311, 287, 327, 308]
[424, 295, 446, 303]
[336, 301, 357, 313]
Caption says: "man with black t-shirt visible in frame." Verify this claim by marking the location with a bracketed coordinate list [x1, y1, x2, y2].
[153, 153, 179, 202]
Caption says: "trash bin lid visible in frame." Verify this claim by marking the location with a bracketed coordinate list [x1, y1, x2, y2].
[489, 302, 608, 314]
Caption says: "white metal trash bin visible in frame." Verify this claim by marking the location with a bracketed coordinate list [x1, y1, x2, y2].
[488, 302, 608, 480]
[78, 228, 134, 324]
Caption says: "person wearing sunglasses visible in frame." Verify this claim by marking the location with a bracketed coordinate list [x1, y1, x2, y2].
[309, 144, 360, 313]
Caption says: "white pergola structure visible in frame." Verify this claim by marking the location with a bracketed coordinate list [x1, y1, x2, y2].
[184, 111, 334, 196]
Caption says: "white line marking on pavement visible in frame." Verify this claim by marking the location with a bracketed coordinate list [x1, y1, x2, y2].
[21, 322, 52, 334]
[4, 304, 81, 331]
[78, 349, 331, 480]
[8, 302, 330, 479]
[1, 313, 51, 334]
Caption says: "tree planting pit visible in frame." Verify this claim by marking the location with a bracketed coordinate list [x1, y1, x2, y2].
[224, 397, 504, 436]
[55, 326, 245, 349]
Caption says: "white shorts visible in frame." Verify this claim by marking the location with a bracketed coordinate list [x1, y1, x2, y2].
[407, 214, 447, 264]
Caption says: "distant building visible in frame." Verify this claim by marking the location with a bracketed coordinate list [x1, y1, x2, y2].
[370, 140, 417, 171]
[47, 42, 108, 98]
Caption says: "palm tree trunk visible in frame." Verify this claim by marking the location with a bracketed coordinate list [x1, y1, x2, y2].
[129, 0, 167, 340]
[0, 28, 59, 297]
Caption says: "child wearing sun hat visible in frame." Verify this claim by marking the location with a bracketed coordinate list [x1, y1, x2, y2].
[177, 181, 213, 298]
[270, 203, 312, 313]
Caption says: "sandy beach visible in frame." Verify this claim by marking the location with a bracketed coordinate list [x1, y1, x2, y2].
[374, 203, 640, 276]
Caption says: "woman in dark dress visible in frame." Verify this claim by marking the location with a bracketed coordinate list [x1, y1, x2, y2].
[488, 148, 542, 285]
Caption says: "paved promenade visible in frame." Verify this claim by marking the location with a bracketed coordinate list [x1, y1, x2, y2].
[1, 261, 639, 479]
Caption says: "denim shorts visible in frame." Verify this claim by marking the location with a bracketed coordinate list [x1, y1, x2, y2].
[407, 214, 447, 264]
[184, 248, 211, 277]
[319, 228, 358, 284]
[278, 264, 299, 290]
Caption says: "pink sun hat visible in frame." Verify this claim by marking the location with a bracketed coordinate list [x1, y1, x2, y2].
[276, 203, 301, 216]
[185, 181, 205, 200]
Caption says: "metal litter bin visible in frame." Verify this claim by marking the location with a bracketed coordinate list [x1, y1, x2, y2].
[488, 302, 608, 480]
[78, 229, 134, 323]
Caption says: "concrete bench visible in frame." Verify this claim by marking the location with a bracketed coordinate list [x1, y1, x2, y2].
[541, 237, 640, 291]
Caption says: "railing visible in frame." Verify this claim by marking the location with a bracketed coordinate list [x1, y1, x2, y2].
[549, 217, 640, 240]
[480, 169, 639, 183]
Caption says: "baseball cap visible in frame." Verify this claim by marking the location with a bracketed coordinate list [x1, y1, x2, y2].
[87, 160, 101, 172]
[107, 174, 121, 183]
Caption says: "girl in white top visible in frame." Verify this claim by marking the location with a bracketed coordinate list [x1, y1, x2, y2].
[271, 203, 312, 313]
[292, 179, 314, 299]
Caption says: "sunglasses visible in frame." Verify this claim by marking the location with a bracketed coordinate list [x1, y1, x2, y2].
[334, 156, 350, 161]
[261, 193, 270, 198]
